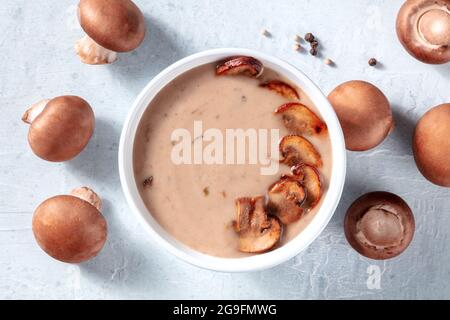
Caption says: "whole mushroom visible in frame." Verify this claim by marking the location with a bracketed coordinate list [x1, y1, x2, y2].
[328, 80, 393, 151]
[413, 103, 450, 187]
[75, 0, 146, 64]
[32, 187, 107, 263]
[396, 0, 450, 64]
[22, 96, 94, 162]
[344, 192, 415, 260]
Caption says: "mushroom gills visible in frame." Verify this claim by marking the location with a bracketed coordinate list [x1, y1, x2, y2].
[75, 35, 118, 65]
[235, 196, 282, 253]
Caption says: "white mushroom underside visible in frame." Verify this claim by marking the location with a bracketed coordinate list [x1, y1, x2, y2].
[22, 99, 50, 124]
[75, 35, 118, 65]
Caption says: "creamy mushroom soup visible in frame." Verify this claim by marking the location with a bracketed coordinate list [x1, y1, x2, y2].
[133, 60, 332, 257]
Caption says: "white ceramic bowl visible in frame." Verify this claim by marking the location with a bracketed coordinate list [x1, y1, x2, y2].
[119, 48, 346, 272]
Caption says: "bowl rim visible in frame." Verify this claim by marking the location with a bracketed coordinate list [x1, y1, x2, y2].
[118, 48, 346, 272]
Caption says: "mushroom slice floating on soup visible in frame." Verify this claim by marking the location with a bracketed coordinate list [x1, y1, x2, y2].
[216, 56, 264, 78]
[234, 196, 282, 253]
[267, 176, 306, 224]
[260, 80, 300, 100]
[279, 135, 323, 168]
[291, 164, 323, 209]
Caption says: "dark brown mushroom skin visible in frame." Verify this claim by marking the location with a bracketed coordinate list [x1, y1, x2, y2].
[413, 103, 450, 186]
[328, 80, 393, 151]
[32, 195, 107, 263]
[344, 192, 415, 260]
[78, 0, 146, 52]
[26, 96, 95, 162]
[396, 0, 450, 64]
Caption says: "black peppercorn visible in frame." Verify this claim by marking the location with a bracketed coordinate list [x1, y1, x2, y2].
[310, 48, 318, 56]
[305, 33, 315, 43]
[368, 58, 377, 66]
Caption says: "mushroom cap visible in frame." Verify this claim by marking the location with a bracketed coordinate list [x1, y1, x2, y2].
[344, 192, 415, 260]
[396, 0, 450, 64]
[32, 195, 107, 263]
[328, 80, 393, 151]
[413, 103, 450, 186]
[27, 96, 94, 162]
[78, 0, 146, 52]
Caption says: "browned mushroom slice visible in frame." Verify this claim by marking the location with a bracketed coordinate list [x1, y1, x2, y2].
[275, 102, 327, 135]
[216, 56, 264, 77]
[235, 196, 282, 253]
[234, 197, 254, 232]
[292, 164, 322, 209]
[267, 177, 306, 224]
[279, 135, 323, 168]
[260, 80, 300, 100]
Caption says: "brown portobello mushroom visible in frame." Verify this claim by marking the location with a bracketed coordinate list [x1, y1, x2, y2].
[32, 187, 107, 263]
[22, 96, 94, 162]
[413, 103, 450, 187]
[328, 80, 393, 151]
[396, 0, 450, 64]
[344, 192, 415, 260]
[216, 56, 264, 77]
[76, 0, 146, 64]
[235, 196, 282, 253]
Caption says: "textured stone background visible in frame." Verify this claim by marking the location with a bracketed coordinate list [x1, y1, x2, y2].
[0, 0, 449, 299]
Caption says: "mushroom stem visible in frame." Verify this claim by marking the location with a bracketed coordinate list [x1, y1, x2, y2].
[70, 186, 102, 211]
[22, 99, 50, 124]
[75, 35, 118, 65]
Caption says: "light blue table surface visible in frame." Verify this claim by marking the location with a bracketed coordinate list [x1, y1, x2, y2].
[0, 0, 449, 299]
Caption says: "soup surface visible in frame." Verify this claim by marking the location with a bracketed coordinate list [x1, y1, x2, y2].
[133, 63, 332, 257]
